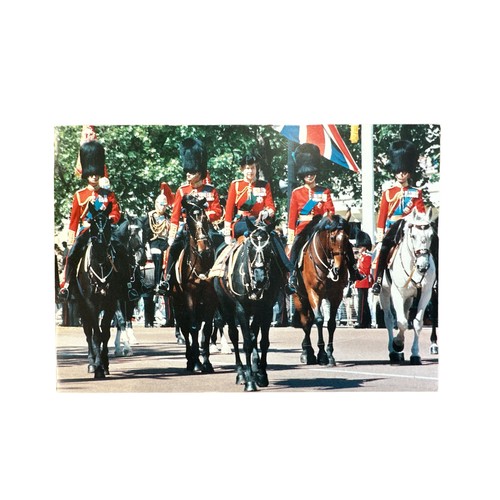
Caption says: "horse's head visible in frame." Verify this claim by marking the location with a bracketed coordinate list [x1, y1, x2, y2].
[314, 215, 349, 280]
[243, 218, 274, 300]
[405, 208, 434, 273]
[182, 194, 211, 254]
[88, 202, 112, 260]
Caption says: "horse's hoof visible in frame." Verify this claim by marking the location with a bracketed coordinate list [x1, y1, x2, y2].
[114, 350, 124, 357]
[94, 367, 106, 379]
[430, 345, 439, 355]
[256, 372, 269, 387]
[392, 340, 404, 353]
[202, 363, 214, 374]
[244, 381, 258, 392]
[300, 351, 317, 365]
[410, 355, 422, 365]
[88, 364, 95, 373]
[317, 351, 329, 366]
[177, 337, 185, 345]
[389, 352, 405, 364]
[328, 358, 337, 367]
[236, 374, 246, 385]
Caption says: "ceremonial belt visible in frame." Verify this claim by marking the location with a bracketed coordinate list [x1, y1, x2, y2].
[298, 215, 314, 222]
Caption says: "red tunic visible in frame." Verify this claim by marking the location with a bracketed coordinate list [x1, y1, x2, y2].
[168, 182, 222, 239]
[288, 185, 335, 238]
[355, 251, 373, 289]
[225, 179, 275, 223]
[68, 187, 121, 244]
[376, 182, 425, 240]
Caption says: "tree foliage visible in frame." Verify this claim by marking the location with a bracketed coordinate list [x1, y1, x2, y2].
[54, 124, 440, 232]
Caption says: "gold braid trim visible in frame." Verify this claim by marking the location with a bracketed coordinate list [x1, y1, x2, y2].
[148, 211, 167, 240]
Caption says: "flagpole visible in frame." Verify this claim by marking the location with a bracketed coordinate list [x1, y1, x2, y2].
[361, 124, 375, 239]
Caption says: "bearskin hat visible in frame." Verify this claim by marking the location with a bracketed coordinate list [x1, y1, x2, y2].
[387, 140, 419, 175]
[80, 140, 105, 178]
[180, 137, 207, 179]
[355, 230, 373, 251]
[294, 143, 321, 178]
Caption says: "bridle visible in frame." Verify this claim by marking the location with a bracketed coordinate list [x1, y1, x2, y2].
[400, 221, 433, 288]
[309, 228, 347, 282]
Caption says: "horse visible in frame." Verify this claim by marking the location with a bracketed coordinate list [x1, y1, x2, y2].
[378, 208, 437, 364]
[74, 203, 123, 378]
[292, 215, 350, 366]
[113, 216, 147, 356]
[213, 217, 287, 391]
[169, 194, 218, 372]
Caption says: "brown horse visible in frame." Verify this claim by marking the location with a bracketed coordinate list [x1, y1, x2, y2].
[293, 215, 350, 366]
[170, 195, 219, 372]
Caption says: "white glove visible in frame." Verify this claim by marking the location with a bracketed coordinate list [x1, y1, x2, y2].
[168, 237, 174, 247]
[259, 210, 269, 221]
[224, 235, 233, 245]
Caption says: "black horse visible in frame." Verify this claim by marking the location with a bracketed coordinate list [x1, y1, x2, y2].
[170, 195, 219, 372]
[113, 215, 147, 355]
[213, 218, 287, 391]
[74, 203, 123, 378]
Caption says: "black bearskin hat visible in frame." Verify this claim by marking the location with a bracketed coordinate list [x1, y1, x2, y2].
[80, 141, 105, 178]
[387, 140, 419, 175]
[239, 152, 262, 174]
[355, 230, 373, 251]
[180, 137, 207, 179]
[294, 143, 321, 178]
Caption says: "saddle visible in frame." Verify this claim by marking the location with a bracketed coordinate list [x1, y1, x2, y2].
[208, 241, 244, 281]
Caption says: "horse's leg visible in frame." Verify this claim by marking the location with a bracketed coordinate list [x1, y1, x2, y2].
[114, 302, 132, 357]
[411, 284, 434, 365]
[430, 287, 439, 355]
[326, 296, 342, 367]
[100, 308, 114, 376]
[380, 287, 404, 364]
[200, 313, 215, 374]
[294, 295, 316, 364]
[125, 298, 138, 345]
[82, 319, 96, 373]
[309, 293, 328, 366]
[255, 307, 272, 387]
[227, 320, 244, 385]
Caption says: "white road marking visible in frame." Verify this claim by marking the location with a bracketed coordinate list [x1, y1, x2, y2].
[310, 368, 438, 381]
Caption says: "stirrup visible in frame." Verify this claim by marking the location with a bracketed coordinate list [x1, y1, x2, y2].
[156, 280, 170, 296]
[372, 282, 381, 295]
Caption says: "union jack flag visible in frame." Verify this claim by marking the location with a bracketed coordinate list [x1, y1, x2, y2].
[273, 124, 360, 173]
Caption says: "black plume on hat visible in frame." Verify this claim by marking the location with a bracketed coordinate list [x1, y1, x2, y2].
[294, 143, 321, 178]
[387, 140, 419, 175]
[80, 141, 105, 178]
[180, 137, 207, 179]
[355, 230, 373, 250]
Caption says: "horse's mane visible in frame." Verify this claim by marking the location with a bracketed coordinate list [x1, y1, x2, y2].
[314, 214, 347, 234]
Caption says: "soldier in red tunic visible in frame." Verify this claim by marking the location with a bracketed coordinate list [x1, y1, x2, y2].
[223, 152, 292, 277]
[371, 140, 426, 295]
[158, 137, 223, 294]
[59, 141, 131, 301]
[286, 143, 363, 293]
[354, 231, 373, 328]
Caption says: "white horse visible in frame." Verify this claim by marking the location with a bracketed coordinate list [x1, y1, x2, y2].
[378, 208, 436, 365]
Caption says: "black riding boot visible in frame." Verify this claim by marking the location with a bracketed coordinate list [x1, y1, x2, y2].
[113, 243, 139, 301]
[372, 243, 391, 295]
[58, 235, 88, 301]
